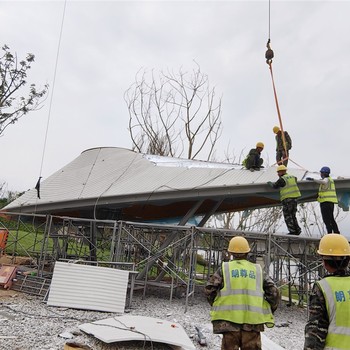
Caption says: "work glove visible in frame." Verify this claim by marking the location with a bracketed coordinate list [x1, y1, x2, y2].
[267, 181, 274, 188]
[305, 177, 314, 181]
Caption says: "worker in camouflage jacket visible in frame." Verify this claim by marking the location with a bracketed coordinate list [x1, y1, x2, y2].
[273, 126, 292, 166]
[205, 236, 279, 350]
[304, 234, 350, 350]
[243, 142, 265, 171]
[267, 164, 302, 235]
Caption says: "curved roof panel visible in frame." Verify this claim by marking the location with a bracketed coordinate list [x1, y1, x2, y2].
[3, 147, 350, 221]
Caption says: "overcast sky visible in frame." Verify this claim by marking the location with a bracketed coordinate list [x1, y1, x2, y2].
[1, 0, 349, 196]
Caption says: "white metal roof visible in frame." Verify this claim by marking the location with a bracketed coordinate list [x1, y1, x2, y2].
[3, 147, 350, 219]
[3, 147, 304, 205]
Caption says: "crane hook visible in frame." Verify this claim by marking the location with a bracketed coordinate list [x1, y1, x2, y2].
[265, 39, 274, 65]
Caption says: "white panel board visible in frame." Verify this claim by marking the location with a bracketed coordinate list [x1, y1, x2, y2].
[262, 333, 285, 350]
[47, 262, 128, 313]
[79, 315, 195, 350]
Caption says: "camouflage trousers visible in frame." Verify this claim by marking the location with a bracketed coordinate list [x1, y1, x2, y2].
[276, 149, 289, 166]
[282, 198, 301, 235]
[221, 330, 262, 350]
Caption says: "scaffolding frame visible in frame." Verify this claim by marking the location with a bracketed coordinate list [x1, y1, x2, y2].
[1, 212, 324, 307]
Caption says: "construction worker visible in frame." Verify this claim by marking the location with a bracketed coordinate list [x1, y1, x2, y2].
[306, 166, 339, 234]
[205, 236, 279, 350]
[243, 142, 264, 171]
[273, 126, 292, 166]
[304, 234, 350, 349]
[267, 165, 302, 235]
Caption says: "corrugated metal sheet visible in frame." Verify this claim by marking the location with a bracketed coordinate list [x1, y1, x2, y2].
[4, 147, 306, 207]
[4, 147, 350, 217]
[79, 315, 196, 350]
[47, 262, 128, 313]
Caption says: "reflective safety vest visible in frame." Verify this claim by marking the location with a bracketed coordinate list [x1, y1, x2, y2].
[210, 259, 274, 327]
[317, 276, 350, 349]
[280, 174, 301, 201]
[318, 177, 338, 204]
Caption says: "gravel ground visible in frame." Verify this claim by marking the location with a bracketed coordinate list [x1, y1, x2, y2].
[0, 288, 307, 350]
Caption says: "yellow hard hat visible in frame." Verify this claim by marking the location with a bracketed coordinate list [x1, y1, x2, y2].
[273, 126, 280, 134]
[277, 165, 287, 172]
[256, 142, 264, 149]
[317, 234, 350, 257]
[228, 236, 251, 253]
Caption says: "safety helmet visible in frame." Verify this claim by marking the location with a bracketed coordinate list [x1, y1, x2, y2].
[273, 126, 280, 134]
[317, 234, 350, 257]
[256, 142, 264, 149]
[277, 165, 287, 172]
[228, 236, 251, 253]
[320, 166, 331, 174]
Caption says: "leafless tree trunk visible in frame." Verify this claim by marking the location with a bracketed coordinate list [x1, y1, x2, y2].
[298, 203, 322, 237]
[208, 207, 283, 233]
[124, 62, 222, 160]
[298, 202, 343, 237]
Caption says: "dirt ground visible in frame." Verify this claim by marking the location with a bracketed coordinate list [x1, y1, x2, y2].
[0, 255, 35, 265]
[0, 287, 20, 298]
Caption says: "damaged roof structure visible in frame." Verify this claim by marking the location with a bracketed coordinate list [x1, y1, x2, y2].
[3, 147, 350, 225]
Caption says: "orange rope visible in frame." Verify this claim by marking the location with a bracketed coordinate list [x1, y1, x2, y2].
[268, 61, 308, 171]
[267, 61, 288, 159]
[265, 6, 307, 171]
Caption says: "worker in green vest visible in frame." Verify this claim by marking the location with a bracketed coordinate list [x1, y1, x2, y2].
[304, 234, 350, 349]
[306, 166, 339, 233]
[268, 164, 302, 235]
[205, 236, 279, 350]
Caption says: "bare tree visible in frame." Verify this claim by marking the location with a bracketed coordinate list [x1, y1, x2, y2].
[124, 62, 222, 160]
[298, 202, 345, 237]
[208, 202, 331, 236]
[0, 45, 48, 136]
[208, 207, 283, 233]
[126, 64, 326, 236]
